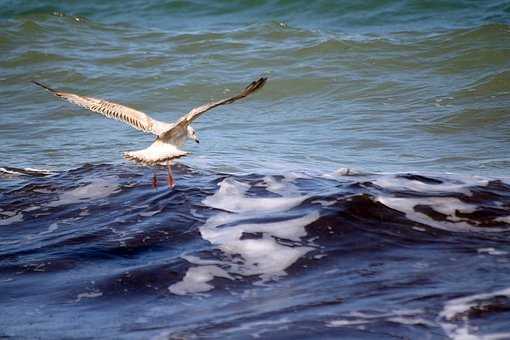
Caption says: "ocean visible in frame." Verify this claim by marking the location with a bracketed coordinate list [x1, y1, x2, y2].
[1, 1, 510, 338]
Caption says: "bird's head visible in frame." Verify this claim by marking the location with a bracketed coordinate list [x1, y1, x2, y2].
[186, 126, 199, 144]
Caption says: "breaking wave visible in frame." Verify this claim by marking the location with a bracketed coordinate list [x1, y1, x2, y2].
[1, 163, 509, 338]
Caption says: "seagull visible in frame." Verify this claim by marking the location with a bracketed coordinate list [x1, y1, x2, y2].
[32, 77, 267, 188]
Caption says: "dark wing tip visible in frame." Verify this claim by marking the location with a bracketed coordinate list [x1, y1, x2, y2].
[244, 77, 267, 94]
[32, 80, 57, 93]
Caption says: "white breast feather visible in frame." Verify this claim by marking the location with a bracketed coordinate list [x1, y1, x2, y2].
[124, 139, 189, 165]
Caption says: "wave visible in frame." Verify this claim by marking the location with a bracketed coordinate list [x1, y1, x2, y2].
[456, 70, 510, 99]
[0, 166, 55, 177]
[1, 163, 508, 272]
[2, 0, 510, 336]
[1, 163, 509, 338]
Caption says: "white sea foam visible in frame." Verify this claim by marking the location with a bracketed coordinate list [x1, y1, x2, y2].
[23, 167, 55, 174]
[202, 178, 305, 213]
[365, 172, 509, 232]
[372, 175, 476, 196]
[349, 309, 424, 319]
[326, 319, 370, 327]
[0, 213, 24, 226]
[387, 316, 435, 327]
[39, 222, 59, 235]
[322, 167, 366, 179]
[440, 288, 510, 321]
[75, 290, 103, 303]
[201, 213, 317, 244]
[262, 175, 300, 195]
[327, 309, 431, 328]
[47, 177, 119, 207]
[439, 287, 510, 339]
[139, 210, 161, 217]
[495, 216, 510, 224]
[376, 196, 505, 232]
[477, 248, 508, 256]
[169, 177, 318, 295]
[169, 265, 233, 296]
[0, 167, 55, 176]
[0, 167, 18, 175]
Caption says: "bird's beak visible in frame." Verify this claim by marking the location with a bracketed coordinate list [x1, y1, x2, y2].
[195, 139, 200, 144]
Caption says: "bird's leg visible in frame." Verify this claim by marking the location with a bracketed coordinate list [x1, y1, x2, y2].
[152, 170, 158, 189]
[166, 161, 175, 188]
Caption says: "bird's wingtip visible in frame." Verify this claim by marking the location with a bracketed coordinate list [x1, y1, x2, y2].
[245, 76, 268, 92]
[31, 80, 57, 93]
[257, 76, 268, 84]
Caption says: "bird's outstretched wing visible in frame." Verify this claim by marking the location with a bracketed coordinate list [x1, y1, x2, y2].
[160, 77, 267, 139]
[32, 81, 159, 135]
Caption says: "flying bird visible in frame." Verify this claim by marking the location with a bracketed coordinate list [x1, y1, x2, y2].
[32, 77, 267, 188]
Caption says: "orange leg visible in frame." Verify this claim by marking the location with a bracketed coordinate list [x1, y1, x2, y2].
[152, 172, 158, 189]
[166, 161, 175, 188]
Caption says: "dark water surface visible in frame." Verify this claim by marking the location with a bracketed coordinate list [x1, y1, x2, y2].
[1, 1, 510, 339]
[2, 165, 510, 339]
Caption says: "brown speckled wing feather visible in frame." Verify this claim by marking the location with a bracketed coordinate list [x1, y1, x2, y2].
[160, 77, 267, 140]
[32, 81, 158, 135]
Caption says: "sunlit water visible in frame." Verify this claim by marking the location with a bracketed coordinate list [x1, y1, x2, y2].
[1, 1, 510, 339]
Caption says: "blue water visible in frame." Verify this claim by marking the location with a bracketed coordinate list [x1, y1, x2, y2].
[1, 0, 510, 176]
[1, 1, 510, 339]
